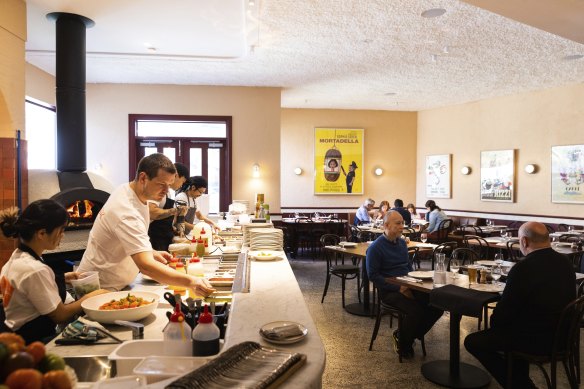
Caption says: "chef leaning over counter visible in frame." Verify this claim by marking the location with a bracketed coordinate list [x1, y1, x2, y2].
[0, 200, 109, 343]
[77, 153, 215, 295]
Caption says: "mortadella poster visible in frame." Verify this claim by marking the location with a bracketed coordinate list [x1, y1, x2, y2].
[314, 128, 364, 195]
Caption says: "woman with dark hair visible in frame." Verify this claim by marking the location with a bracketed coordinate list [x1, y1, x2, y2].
[375, 200, 390, 221]
[424, 200, 447, 234]
[175, 176, 219, 236]
[0, 200, 107, 343]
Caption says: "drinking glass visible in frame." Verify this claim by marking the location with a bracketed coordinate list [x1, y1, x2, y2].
[494, 253, 504, 265]
[450, 259, 460, 279]
[421, 233, 428, 243]
[486, 219, 492, 227]
[491, 265, 502, 286]
[551, 236, 559, 247]
[294, 212, 300, 219]
[500, 229, 508, 240]
[339, 236, 347, 248]
[568, 225, 574, 232]
[468, 265, 478, 285]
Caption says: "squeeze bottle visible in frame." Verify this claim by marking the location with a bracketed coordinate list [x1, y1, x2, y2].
[192, 305, 220, 356]
[163, 302, 192, 356]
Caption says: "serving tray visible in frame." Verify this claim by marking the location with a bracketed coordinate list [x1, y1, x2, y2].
[165, 341, 306, 389]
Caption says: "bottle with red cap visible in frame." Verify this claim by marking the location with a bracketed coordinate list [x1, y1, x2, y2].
[191, 305, 220, 356]
[163, 302, 192, 356]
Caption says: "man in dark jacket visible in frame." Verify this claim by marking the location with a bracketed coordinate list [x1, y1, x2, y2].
[464, 222, 575, 388]
[391, 198, 412, 227]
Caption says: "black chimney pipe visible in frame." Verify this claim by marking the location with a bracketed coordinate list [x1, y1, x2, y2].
[47, 12, 94, 172]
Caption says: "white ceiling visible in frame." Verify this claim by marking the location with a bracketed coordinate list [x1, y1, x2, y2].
[25, 0, 584, 111]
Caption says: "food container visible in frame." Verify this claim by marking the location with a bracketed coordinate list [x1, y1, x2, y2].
[168, 243, 190, 256]
[71, 271, 100, 299]
[133, 356, 211, 383]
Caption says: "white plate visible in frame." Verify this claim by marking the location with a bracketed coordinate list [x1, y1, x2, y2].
[339, 242, 357, 247]
[259, 321, 308, 345]
[476, 260, 497, 267]
[470, 283, 505, 293]
[408, 271, 434, 279]
[250, 251, 281, 261]
[555, 242, 573, 247]
[415, 243, 437, 248]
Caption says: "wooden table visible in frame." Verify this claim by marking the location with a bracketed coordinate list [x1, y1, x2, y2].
[388, 275, 500, 388]
[324, 241, 436, 316]
[281, 218, 347, 258]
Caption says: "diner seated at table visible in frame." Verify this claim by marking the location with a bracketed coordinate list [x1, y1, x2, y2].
[423, 200, 447, 234]
[374, 200, 390, 222]
[354, 198, 375, 225]
[366, 211, 443, 358]
[407, 203, 418, 219]
[391, 199, 412, 227]
[464, 221, 575, 388]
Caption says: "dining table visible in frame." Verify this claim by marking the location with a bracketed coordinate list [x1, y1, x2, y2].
[387, 275, 502, 388]
[323, 240, 437, 316]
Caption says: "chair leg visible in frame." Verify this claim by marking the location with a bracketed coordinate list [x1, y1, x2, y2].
[357, 273, 361, 304]
[341, 276, 346, 308]
[420, 337, 427, 356]
[321, 273, 331, 303]
[369, 307, 383, 351]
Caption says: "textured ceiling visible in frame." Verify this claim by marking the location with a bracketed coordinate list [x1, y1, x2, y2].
[25, 0, 584, 111]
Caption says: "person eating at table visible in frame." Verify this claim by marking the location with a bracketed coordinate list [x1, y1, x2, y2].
[354, 198, 375, 225]
[464, 221, 575, 388]
[423, 199, 447, 235]
[78, 153, 215, 295]
[366, 211, 443, 359]
[391, 198, 412, 227]
[0, 200, 109, 343]
[375, 200, 390, 222]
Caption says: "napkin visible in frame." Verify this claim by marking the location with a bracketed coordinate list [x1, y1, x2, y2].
[260, 324, 304, 340]
[397, 276, 423, 283]
[62, 317, 107, 342]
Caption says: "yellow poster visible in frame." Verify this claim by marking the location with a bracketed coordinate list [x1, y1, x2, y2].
[314, 128, 364, 195]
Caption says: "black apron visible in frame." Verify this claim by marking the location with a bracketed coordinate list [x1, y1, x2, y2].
[148, 196, 176, 251]
[5, 244, 67, 344]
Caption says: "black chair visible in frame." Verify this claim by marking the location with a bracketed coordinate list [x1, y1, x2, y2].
[506, 240, 522, 262]
[449, 247, 479, 268]
[320, 234, 361, 308]
[403, 226, 420, 242]
[558, 223, 570, 232]
[349, 225, 361, 242]
[544, 224, 556, 234]
[427, 219, 453, 244]
[430, 241, 457, 270]
[408, 246, 421, 270]
[507, 295, 584, 389]
[357, 230, 376, 242]
[463, 235, 491, 260]
[369, 293, 427, 362]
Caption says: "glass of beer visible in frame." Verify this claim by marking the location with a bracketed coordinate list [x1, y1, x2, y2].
[467, 265, 478, 285]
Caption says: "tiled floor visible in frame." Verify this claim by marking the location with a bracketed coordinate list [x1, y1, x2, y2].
[289, 254, 577, 389]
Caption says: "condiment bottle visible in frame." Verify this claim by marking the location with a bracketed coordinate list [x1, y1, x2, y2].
[172, 262, 187, 295]
[192, 305, 220, 356]
[196, 238, 205, 258]
[163, 302, 192, 356]
[187, 257, 204, 278]
[168, 257, 179, 269]
[263, 204, 270, 222]
[189, 237, 197, 254]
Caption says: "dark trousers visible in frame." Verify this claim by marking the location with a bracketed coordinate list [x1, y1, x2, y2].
[465, 328, 537, 388]
[381, 290, 443, 351]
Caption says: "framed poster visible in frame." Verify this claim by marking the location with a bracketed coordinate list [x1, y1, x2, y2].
[314, 128, 364, 195]
[551, 144, 584, 204]
[425, 154, 451, 198]
[480, 149, 515, 202]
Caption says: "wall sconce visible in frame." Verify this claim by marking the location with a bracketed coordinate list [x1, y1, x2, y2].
[252, 163, 260, 178]
[374, 168, 383, 176]
[524, 164, 537, 174]
[460, 166, 472, 175]
[294, 167, 303, 175]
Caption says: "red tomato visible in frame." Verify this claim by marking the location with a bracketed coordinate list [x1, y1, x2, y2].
[5, 369, 43, 389]
[42, 370, 72, 389]
[25, 342, 46, 365]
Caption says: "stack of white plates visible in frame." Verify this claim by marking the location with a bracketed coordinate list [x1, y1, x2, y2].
[249, 228, 283, 251]
[231, 200, 250, 214]
[242, 223, 273, 247]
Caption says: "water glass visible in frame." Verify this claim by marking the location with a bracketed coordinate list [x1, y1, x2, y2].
[500, 229, 508, 240]
[568, 225, 574, 232]
[491, 265, 502, 285]
[494, 253, 504, 265]
[421, 233, 428, 243]
[450, 259, 460, 279]
[551, 236, 559, 247]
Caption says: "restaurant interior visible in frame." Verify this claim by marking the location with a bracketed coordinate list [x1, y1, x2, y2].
[1, 0, 584, 388]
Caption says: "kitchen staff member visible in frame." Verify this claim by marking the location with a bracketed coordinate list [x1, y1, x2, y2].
[0, 200, 108, 343]
[78, 153, 215, 294]
[175, 176, 219, 236]
[148, 162, 189, 250]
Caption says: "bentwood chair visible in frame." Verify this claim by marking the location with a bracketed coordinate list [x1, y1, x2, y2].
[427, 219, 453, 244]
[507, 295, 584, 389]
[320, 234, 361, 308]
[430, 241, 457, 270]
[506, 240, 522, 262]
[463, 235, 491, 260]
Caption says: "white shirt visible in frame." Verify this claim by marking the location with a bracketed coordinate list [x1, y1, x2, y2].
[78, 183, 152, 290]
[0, 250, 61, 331]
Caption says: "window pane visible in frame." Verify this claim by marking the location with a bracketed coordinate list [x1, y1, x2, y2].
[190, 148, 202, 176]
[137, 121, 226, 138]
[26, 101, 56, 169]
[208, 148, 220, 213]
[163, 148, 176, 162]
[144, 147, 158, 156]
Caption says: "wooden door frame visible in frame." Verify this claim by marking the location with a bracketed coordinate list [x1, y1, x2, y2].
[128, 114, 232, 212]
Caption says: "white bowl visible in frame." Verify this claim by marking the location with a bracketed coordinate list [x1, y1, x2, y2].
[81, 291, 159, 324]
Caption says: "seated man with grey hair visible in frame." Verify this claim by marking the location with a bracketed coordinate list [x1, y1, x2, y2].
[464, 221, 575, 388]
[354, 198, 375, 225]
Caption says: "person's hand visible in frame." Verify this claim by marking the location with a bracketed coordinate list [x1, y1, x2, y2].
[64, 272, 80, 283]
[211, 224, 220, 233]
[189, 277, 215, 297]
[153, 250, 171, 264]
[399, 286, 414, 299]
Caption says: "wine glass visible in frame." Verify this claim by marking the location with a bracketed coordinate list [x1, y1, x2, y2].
[551, 236, 559, 247]
[421, 233, 428, 243]
[486, 219, 492, 227]
[491, 265, 502, 286]
[500, 229, 508, 240]
[494, 253, 504, 266]
[450, 259, 460, 279]
[568, 225, 574, 232]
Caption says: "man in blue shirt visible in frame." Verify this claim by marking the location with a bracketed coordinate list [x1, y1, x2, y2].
[354, 198, 375, 225]
[366, 211, 443, 358]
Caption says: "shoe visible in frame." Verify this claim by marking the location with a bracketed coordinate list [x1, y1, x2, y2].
[392, 330, 400, 355]
[402, 347, 415, 359]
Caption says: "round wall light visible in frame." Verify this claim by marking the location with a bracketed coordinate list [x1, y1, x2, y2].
[460, 166, 471, 175]
[294, 167, 303, 175]
[524, 164, 537, 174]
[374, 168, 383, 176]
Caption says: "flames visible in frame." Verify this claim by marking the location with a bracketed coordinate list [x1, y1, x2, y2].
[66, 200, 94, 219]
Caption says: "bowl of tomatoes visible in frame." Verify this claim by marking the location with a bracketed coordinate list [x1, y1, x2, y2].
[81, 291, 159, 324]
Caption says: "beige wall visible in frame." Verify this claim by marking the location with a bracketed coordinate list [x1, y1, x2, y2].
[25, 63, 56, 109]
[281, 109, 417, 209]
[417, 82, 584, 218]
[0, 0, 26, 138]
